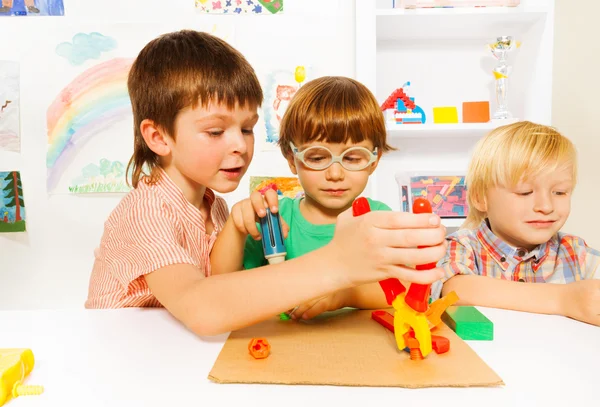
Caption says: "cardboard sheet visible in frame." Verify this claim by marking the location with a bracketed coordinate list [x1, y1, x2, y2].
[208, 309, 504, 388]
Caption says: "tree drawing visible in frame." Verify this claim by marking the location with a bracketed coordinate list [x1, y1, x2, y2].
[3, 171, 24, 222]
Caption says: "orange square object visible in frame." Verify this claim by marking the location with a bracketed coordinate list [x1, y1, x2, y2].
[462, 102, 490, 123]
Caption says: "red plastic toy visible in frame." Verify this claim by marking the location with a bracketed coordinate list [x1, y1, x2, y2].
[404, 197, 436, 312]
[351, 199, 406, 305]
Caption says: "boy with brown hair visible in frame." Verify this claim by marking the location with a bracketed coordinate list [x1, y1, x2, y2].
[86, 32, 447, 336]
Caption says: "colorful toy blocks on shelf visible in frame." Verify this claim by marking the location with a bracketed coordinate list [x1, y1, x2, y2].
[462, 101, 490, 123]
[441, 306, 494, 341]
[381, 82, 426, 124]
[0, 349, 44, 406]
[433, 106, 459, 124]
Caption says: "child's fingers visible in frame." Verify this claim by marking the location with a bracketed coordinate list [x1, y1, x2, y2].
[375, 226, 447, 249]
[367, 211, 442, 230]
[249, 192, 266, 217]
[379, 244, 447, 269]
[242, 200, 261, 239]
[262, 188, 280, 213]
[389, 266, 445, 285]
[300, 298, 330, 320]
[231, 205, 247, 235]
[289, 298, 322, 320]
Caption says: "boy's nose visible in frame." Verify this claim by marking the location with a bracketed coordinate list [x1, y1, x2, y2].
[325, 162, 345, 181]
[230, 132, 248, 155]
[533, 193, 554, 214]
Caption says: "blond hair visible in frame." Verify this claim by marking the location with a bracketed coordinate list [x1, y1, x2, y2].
[464, 121, 577, 228]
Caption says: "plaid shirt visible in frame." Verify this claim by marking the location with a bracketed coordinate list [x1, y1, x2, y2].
[431, 219, 600, 300]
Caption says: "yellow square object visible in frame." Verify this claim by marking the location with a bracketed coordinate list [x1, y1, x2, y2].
[433, 107, 459, 124]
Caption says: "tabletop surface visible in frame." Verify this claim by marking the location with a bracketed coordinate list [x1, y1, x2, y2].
[0, 307, 598, 407]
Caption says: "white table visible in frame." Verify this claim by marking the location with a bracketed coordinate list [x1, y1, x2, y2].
[1, 307, 598, 407]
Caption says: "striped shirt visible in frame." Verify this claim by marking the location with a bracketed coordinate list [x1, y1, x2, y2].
[430, 219, 600, 300]
[85, 169, 229, 309]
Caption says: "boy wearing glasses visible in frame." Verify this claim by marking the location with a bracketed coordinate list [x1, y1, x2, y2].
[242, 76, 399, 320]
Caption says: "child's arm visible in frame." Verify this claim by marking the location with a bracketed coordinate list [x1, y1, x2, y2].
[441, 239, 600, 326]
[210, 189, 283, 275]
[146, 208, 447, 336]
[442, 275, 600, 326]
[286, 282, 389, 320]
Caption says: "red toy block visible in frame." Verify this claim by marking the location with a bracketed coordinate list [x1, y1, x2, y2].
[431, 335, 450, 354]
[372, 310, 395, 332]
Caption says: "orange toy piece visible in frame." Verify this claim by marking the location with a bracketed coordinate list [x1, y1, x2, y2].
[402, 332, 423, 360]
[402, 331, 450, 360]
[426, 290, 460, 328]
[248, 338, 271, 359]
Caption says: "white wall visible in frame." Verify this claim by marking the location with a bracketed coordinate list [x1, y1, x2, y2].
[552, 0, 600, 248]
[0, 0, 356, 309]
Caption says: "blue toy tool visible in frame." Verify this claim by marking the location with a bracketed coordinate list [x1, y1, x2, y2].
[260, 208, 287, 265]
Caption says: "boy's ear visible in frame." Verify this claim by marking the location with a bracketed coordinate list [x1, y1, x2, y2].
[471, 192, 488, 213]
[140, 119, 171, 156]
[367, 149, 383, 175]
[286, 154, 298, 175]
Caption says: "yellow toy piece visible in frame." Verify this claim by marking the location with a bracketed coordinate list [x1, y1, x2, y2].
[0, 349, 44, 406]
[392, 294, 432, 358]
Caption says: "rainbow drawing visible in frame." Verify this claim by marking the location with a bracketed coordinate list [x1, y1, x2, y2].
[46, 57, 134, 192]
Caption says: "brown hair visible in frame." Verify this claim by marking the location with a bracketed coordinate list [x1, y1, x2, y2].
[277, 76, 394, 158]
[126, 30, 263, 188]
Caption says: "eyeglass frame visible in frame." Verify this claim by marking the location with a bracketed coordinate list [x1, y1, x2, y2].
[289, 142, 379, 171]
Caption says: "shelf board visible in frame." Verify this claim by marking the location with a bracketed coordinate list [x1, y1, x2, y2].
[441, 218, 465, 228]
[386, 122, 499, 137]
[376, 6, 548, 16]
[376, 6, 547, 40]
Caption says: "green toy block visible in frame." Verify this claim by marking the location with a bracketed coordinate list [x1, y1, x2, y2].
[441, 306, 493, 341]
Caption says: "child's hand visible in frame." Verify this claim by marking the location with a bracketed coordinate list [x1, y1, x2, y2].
[562, 280, 600, 326]
[287, 290, 350, 320]
[230, 188, 289, 240]
[326, 207, 447, 286]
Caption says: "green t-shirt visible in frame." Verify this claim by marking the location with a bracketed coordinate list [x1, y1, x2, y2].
[243, 197, 391, 269]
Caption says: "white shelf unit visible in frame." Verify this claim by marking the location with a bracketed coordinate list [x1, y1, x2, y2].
[357, 0, 555, 216]
[386, 122, 506, 138]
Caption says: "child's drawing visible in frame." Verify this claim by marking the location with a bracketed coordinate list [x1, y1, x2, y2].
[69, 158, 131, 193]
[46, 56, 134, 194]
[0, 0, 64, 16]
[195, 0, 283, 14]
[0, 61, 20, 153]
[250, 176, 304, 199]
[0, 171, 26, 233]
[45, 24, 234, 194]
[259, 66, 310, 151]
[56, 32, 118, 66]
